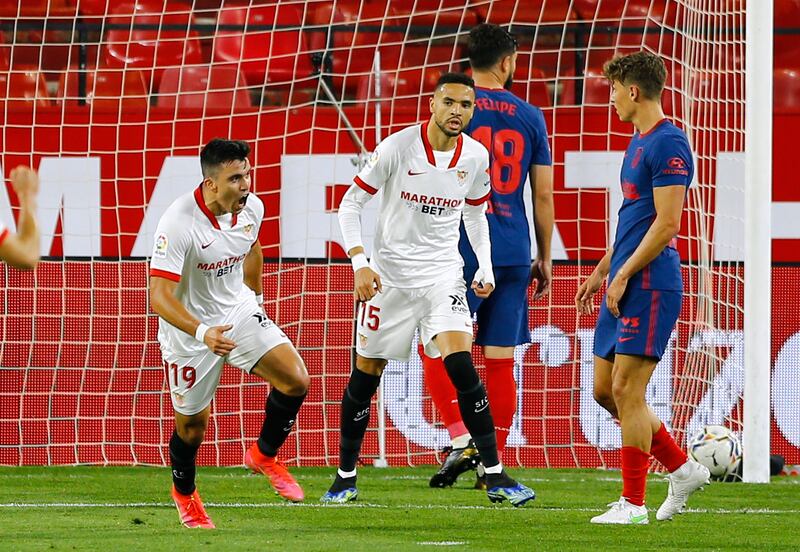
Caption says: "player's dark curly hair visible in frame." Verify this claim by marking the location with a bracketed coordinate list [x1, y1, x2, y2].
[435, 72, 475, 91]
[603, 51, 667, 100]
[200, 138, 251, 177]
[468, 23, 517, 70]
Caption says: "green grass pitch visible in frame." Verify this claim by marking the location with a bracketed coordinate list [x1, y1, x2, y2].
[0, 466, 798, 551]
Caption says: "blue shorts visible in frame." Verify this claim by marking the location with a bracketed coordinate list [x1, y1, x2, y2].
[593, 287, 681, 361]
[464, 264, 530, 347]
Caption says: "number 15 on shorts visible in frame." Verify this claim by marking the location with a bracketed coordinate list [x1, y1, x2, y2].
[359, 303, 381, 331]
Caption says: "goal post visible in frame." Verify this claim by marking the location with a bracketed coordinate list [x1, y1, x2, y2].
[743, 0, 772, 484]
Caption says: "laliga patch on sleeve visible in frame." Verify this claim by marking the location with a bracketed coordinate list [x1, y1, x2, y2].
[154, 232, 168, 258]
[366, 150, 379, 169]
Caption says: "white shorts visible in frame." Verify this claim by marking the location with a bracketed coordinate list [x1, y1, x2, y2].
[356, 279, 472, 362]
[161, 302, 291, 415]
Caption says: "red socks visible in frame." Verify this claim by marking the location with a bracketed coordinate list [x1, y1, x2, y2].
[621, 446, 651, 506]
[422, 349, 517, 453]
[484, 357, 516, 453]
[421, 349, 466, 439]
[650, 423, 688, 473]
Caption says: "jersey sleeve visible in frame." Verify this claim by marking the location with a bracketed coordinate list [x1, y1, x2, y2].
[466, 149, 492, 205]
[649, 134, 694, 188]
[0, 219, 8, 246]
[528, 106, 553, 166]
[354, 137, 396, 195]
[149, 214, 192, 282]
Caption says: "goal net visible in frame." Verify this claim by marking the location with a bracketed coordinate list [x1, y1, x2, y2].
[0, 0, 791, 470]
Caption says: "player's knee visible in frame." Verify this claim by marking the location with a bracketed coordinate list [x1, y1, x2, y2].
[443, 351, 480, 392]
[356, 356, 387, 376]
[610, 379, 628, 405]
[611, 380, 644, 412]
[285, 368, 310, 396]
[177, 423, 206, 447]
[593, 387, 616, 413]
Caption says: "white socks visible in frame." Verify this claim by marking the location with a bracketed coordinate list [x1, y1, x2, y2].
[484, 463, 503, 475]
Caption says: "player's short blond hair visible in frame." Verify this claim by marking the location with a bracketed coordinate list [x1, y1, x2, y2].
[603, 52, 667, 100]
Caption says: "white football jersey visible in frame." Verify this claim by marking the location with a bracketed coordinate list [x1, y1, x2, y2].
[0, 220, 7, 247]
[355, 122, 491, 288]
[149, 186, 264, 356]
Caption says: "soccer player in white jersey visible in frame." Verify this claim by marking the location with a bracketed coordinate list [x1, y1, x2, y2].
[0, 166, 40, 270]
[321, 73, 535, 507]
[149, 139, 310, 528]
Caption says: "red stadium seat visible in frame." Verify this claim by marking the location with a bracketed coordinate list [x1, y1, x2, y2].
[473, 0, 577, 25]
[213, 3, 316, 87]
[662, 64, 683, 120]
[157, 65, 252, 111]
[0, 33, 9, 71]
[76, 0, 110, 16]
[390, 0, 479, 28]
[582, 66, 610, 105]
[573, 0, 682, 70]
[690, 69, 741, 103]
[510, 65, 551, 107]
[401, 43, 465, 68]
[0, 0, 76, 17]
[306, 0, 405, 93]
[775, 0, 800, 29]
[355, 71, 425, 113]
[77, 0, 194, 16]
[774, 68, 800, 112]
[56, 68, 148, 110]
[572, 0, 672, 23]
[101, 0, 203, 90]
[775, 0, 800, 69]
[399, 44, 465, 91]
[0, 69, 51, 109]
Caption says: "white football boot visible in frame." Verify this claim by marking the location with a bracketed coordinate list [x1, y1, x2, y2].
[656, 460, 711, 521]
[590, 497, 649, 525]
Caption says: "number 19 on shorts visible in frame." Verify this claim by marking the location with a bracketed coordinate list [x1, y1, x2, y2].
[163, 360, 197, 389]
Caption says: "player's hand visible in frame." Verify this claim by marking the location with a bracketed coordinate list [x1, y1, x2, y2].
[471, 267, 495, 299]
[575, 271, 603, 315]
[354, 267, 382, 302]
[605, 274, 628, 318]
[204, 324, 237, 356]
[530, 258, 552, 301]
[9, 165, 39, 203]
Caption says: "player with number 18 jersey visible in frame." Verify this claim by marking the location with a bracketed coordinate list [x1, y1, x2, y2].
[460, 85, 552, 345]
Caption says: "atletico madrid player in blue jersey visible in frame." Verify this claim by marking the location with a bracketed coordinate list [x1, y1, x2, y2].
[423, 23, 554, 489]
[576, 52, 710, 525]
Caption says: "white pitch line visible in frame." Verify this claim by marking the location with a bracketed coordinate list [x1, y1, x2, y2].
[0, 502, 796, 515]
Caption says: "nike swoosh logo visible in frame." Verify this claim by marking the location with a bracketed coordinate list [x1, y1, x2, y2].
[201, 240, 215, 249]
[618, 336, 636, 343]
[474, 403, 488, 413]
[354, 413, 369, 422]
[629, 513, 648, 523]
[407, 170, 425, 176]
